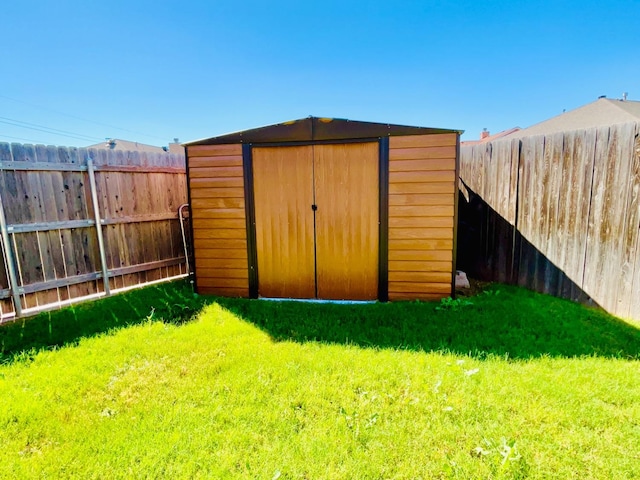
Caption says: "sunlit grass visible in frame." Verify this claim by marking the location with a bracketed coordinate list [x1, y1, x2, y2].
[0, 282, 638, 478]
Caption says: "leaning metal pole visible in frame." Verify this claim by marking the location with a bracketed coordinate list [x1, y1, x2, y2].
[87, 158, 111, 296]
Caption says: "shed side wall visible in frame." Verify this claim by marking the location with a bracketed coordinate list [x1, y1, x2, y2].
[388, 133, 457, 300]
[187, 144, 249, 297]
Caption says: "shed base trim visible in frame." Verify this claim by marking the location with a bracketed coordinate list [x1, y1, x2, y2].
[258, 297, 377, 305]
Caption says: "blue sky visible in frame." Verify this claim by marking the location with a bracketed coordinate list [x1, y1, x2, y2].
[1, 0, 639, 146]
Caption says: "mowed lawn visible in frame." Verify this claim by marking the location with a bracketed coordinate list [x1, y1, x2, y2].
[1, 282, 639, 479]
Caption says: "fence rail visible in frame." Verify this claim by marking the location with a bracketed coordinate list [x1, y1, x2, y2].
[0, 142, 190, 321]
[459, 122, 640, 322]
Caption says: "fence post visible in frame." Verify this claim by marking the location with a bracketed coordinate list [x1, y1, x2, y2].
[86, 158, 111, 295]
[0, 191, 23, 317]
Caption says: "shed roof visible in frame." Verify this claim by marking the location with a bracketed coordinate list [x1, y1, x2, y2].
[509, 98, 640, 138]
[184, 116, 462, 146]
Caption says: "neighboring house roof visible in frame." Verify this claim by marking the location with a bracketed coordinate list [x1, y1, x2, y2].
[86, 138, 184, 154]
[509, 98, 640, 138]
[184, 116, 462, 146]
[461, 127, 521, 146]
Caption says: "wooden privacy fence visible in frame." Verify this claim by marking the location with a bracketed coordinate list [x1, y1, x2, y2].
[459, 122, 640, 322]
[0, 142, 189, 322]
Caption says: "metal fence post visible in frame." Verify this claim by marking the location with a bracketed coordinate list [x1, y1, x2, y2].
[87, 158, 111, 295]
[0, 191, 23, 317]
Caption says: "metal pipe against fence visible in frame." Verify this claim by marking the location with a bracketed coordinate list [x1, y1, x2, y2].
[86, 158, 111, 296]
[178, 203, 191, 275]
[0, 191, 23, 317]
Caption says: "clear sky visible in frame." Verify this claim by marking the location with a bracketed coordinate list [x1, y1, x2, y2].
[1, 0, 639, 147]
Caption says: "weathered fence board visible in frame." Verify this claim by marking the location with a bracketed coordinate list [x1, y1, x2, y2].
[627, 130, 640, 318]
[459, 121, 640, 323]
[0, 142, 188, 321]
[615, 123, 640, 317]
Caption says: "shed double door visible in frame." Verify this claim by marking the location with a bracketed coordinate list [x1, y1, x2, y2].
[252, 143, 379, 300]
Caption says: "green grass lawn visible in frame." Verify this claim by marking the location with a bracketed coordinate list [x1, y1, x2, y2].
[1, 282, 639, 479]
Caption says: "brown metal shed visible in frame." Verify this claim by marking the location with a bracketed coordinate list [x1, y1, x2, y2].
[184, 117, 461, 301]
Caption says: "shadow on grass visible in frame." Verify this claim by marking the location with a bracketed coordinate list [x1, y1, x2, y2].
[3, 281, 639, 363]
[214, 284, 640, 360]
[0, 281, 207, 364]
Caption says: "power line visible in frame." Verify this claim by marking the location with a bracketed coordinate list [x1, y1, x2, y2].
[0, 116, 103, 143]
[0, 94, 168, 141]
[0, 134, 48, 144]
[0, 117, 105, 142]
[0, 118, 99, 143]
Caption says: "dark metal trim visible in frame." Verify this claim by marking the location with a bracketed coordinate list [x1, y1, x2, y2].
[184, 116, 462, 146]
[184, 146, 198, 291]
[378, 137, 390, 302]
[451, 134, 461, 299]
[242, 144, 259, 298]
[246, 138, 381, 148]
[310, 141, 319, 299]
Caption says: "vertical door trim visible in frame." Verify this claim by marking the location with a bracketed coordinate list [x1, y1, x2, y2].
[378, 137, 389, 302]
[451, 133, 461, 298]
[242, 144, 259, 298]
[184, 146, 198, 292]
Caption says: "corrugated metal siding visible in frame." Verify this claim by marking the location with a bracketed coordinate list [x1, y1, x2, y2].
[187, 144, 249, 297]
[388, 134, 457, 300]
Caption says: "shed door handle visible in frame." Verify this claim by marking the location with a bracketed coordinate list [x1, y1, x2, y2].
[311, 204, 318, 211]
